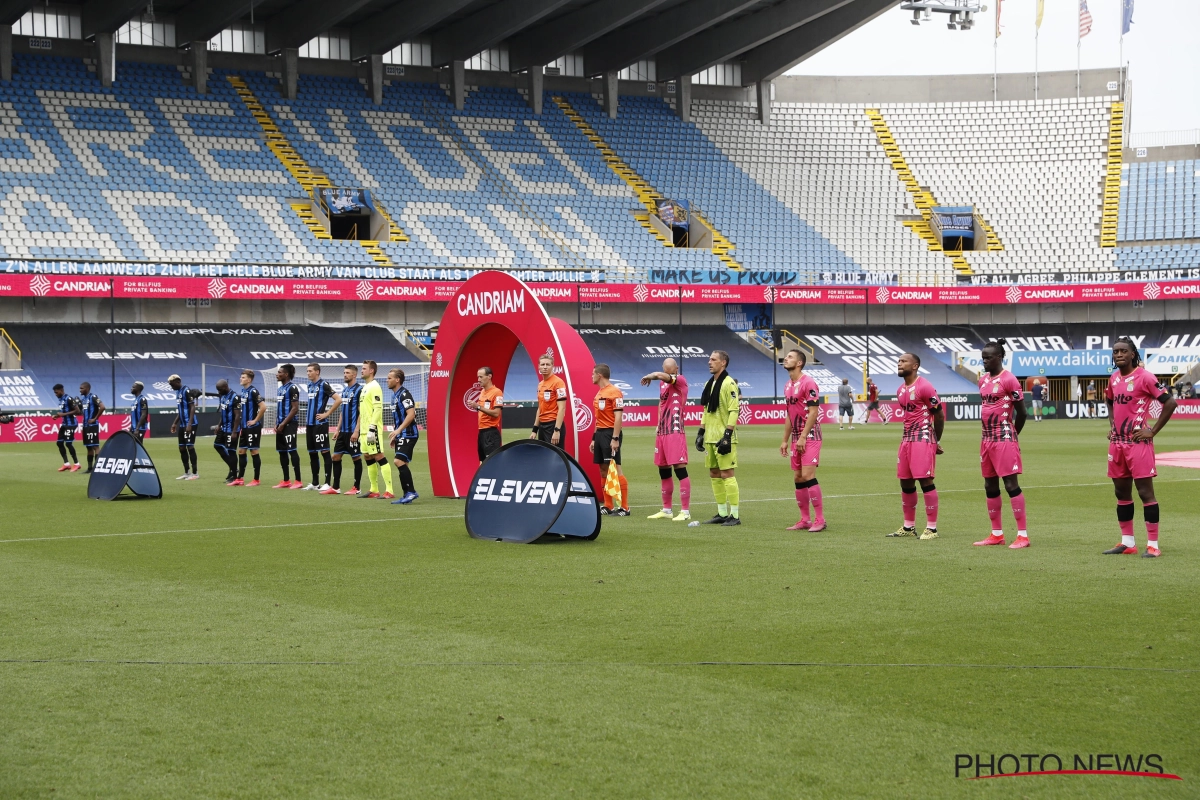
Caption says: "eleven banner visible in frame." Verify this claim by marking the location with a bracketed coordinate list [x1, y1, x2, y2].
[4, 275, 1200, 305]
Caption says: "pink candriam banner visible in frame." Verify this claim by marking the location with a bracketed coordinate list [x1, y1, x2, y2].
[3, 275, 1200, 305]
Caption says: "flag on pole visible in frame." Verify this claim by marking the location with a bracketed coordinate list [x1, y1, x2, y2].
[604, 460, 622, 506]
[1079, 0, 1093, 38]
[1121, 0, 1134, 35]
[994, 0, 1004, 37]
[1035, 0, 1045, 30]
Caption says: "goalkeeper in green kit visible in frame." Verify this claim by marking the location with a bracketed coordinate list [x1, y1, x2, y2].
[356, 360, 394, 499]
[697, 349, 742, 526]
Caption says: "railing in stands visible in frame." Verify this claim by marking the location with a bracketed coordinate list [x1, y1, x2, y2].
[1127, 129, 1200, 149]
[0, 327, 20, 369]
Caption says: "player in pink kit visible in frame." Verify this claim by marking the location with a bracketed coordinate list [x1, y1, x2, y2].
[972, 339, 1031, 549]
[642, 358, 692, 522]
[779, 350, 826, 531]
[886, 353, 945, 540]
[1103, 338, 1176, 558]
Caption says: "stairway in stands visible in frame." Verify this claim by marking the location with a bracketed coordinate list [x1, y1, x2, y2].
[553, 96, 741, 271]
[228, 75, 402, 267]
[866, 108, 977, 277]
[1100, 102, 1124, 248]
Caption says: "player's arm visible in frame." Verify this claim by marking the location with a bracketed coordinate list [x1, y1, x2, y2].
[778, 416, 791, 457]
[280, 388, 299, 427]
[553, 394, 565, 445]
[1013, 390, 1027, 435]
[319, 389, 340, 421]
[480, 400, 501, 418]
[799, 403, 819, 446]
[1134, 392, 1177, 442]
[94, 397, 105, 420]
[184, 395, 195, 432]
[611, 405, 622, 452]
[932, 403, 945, 450]
[252, 398, 266, 426]
[640, 371, 673, 386]
[171, 401, 180, 433]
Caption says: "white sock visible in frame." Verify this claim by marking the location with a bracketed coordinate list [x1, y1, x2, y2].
[662, 507, 671, 514]
[1017, 531, 1028, 539]
[1122, 534, 1136, 548]
[992, 530, 1004, 537]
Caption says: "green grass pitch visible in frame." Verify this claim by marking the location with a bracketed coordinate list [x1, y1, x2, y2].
[1, 419, 1197, 798]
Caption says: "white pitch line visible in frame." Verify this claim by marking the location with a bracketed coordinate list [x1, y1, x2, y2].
[4, 477, 1198, 546]
[0, 513, 468, 544]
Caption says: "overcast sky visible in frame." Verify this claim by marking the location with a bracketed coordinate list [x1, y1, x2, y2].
[787, 0, 1200, 134]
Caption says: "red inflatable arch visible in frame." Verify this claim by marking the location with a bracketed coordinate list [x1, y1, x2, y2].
[427, 271, 600, 498]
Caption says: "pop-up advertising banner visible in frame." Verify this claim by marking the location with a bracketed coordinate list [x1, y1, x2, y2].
[86, 430, 162, 500]
[465, 440, 600, 544]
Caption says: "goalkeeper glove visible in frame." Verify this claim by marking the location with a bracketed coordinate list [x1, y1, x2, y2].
[367, 424, 378, 446]
[716, 430, 733, 455]
[695, 429, 706, 452]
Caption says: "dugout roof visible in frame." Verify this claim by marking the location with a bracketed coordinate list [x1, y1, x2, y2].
[0, 0, 900, 85]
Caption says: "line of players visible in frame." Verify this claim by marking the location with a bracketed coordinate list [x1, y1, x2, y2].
[105, 361, 421, 504]
[514, 337, 1176, 554]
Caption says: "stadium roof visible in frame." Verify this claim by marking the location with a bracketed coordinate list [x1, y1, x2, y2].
[1, 0, 900, 84]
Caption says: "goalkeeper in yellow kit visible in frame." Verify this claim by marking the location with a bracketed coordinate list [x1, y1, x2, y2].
[356, 360, 394, 499]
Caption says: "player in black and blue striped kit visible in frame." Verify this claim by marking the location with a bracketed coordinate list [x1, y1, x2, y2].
[233, 369, 266, 486]
[386, 368, 420, 504]
[325, 364, 363, 495]
[210, 379, 241, 483]
[129, 381, 150, 442]
[303, 363, 340, 491]
[169, 374, 199, 480]
[50, 383, 80, 471]
[274, 364, 302, 488]
[76, 381, 105, 473]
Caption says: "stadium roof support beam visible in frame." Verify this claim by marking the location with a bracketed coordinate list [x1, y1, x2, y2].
[507, 0, 674, 74]
[175, 0, 253, 47]
[431, 0, 574, 68]
[582, 0, 760, 79]
[0, 1, 35, 26]
[655, 0, 856, 80]
[81, 0, 147, 39]
[349, 0, 476, 62]
[264, 0, 374, 54]
[741, 0, 900, 84]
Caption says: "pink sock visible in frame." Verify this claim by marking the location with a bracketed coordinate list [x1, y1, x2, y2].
[986, 494, 1003, 532]
[924, 489, 938, 528]
[679, 477, 690, 511]
[796, 486, 810, 523]
[1010, 492, 1027, 533]
[1118, 500, 1134, 539]
[1145, 502, 1159, 547]
[810, 483, 824, 524]
[661, 478, 673, 510]
[902, 490, 918, 529]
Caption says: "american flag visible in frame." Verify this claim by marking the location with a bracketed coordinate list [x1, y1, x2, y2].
[1079, 0, 1093, 38]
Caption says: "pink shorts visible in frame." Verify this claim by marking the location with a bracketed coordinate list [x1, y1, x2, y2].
[897, 440, 937, 480]
[980, 440, 1022, 478]
[1108, 441, 1157, 479]
[791, 438, 822, 470]
[654, 433, 688, 467]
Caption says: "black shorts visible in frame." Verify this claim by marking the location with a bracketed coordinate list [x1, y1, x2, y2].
[57, 425, 76, 442]
[239, 427, 262, 451]
[334, 431, 361, 458]
[177, 427, 196, 448]
[477, 428, 502, 462]
[276, 423, 298, 453]
[534, 421, 560, 444]
[393, 436, 418, 463]
[214, 431, 235, 451]
[306, 423, 331, 453]
[82, 424, 100, 447]
[867, 401, 880, 410]
[592, 427, 622, 465]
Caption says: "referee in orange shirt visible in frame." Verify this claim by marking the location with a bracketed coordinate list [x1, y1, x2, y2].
[529, 353, 567, 446]
[590, 363, 629, 516]
[468, 366, 504, 463]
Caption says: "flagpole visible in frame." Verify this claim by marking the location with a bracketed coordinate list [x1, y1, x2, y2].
[1076, 1, 1081, 98]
